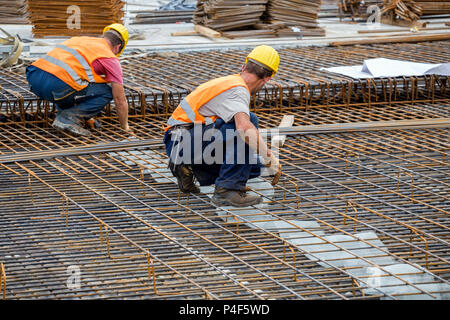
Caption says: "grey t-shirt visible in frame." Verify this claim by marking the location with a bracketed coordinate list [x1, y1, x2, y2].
[198, 86, 250, 123]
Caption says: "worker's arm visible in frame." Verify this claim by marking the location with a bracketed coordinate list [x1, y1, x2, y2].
[234, 112, 279, 170]
[111, 82, 130, 132]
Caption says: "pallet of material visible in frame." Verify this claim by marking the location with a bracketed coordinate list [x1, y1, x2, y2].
[193, 0, 269, 31]
[27, 0, 125, 38]
[0, 0, 28, 24]
[131, 10, 195, 24]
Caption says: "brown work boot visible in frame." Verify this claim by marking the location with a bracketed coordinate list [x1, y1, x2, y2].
[168, 161, 200, 194]
[212, 187, 262, 207]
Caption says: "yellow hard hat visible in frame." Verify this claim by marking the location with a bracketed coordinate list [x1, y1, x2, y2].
[245, 45, 280, 76]
[103, 23, 129, 57]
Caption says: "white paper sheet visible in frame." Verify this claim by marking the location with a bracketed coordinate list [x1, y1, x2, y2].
[322, 58, 450, 79]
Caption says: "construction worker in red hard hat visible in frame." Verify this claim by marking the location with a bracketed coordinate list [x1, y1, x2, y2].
[26, 23, 131, 137]
[164, 45, 282, 207]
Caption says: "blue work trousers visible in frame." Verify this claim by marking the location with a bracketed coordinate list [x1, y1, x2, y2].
[26, 65, 113, 124]
[163, 112, 262, 191]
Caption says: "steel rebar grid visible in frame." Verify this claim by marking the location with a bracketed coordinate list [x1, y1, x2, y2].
[0, 100, 448, 157]
[0, 39, 448, 299]
[0, 41, 449, 123]
[0, 106, 448, 299]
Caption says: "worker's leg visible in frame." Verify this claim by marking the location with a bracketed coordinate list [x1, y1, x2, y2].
[51, 83, 111, 136]
[26, 66, 112, 136]
[164, 127, 201, 193]
[26, 65, 76, 104]
[214, 112, 263, 191]
[58, 83, 112, 123]
[164, 123, 223, 192]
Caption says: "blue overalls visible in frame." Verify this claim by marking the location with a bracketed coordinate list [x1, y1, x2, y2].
[26, 65, 113, 126]
[163, 112, 263, 191]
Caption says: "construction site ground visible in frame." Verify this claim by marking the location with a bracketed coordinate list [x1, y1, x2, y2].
[0, 15, 449, 300]
[1, 16, 449, 55]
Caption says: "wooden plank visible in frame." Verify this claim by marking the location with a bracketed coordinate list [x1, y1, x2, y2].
[271, 115, 295, 148]
[171, 30, 199, 36]
[194, 24, 221, 39]
[358, 26, 450, 34]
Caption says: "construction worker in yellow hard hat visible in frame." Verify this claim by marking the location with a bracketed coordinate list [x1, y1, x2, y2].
[25, 23, 132, 137]
[164, 45, 282, 207]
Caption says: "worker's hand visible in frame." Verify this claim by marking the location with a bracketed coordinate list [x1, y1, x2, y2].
[265, 154, 280, 174]
[265, 154, 282, 186]
[122, 124, 135, 136]
[126, 128, 136, 137]
[271, 163, 282, 186]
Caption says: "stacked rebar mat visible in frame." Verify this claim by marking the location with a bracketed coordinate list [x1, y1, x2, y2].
[0, 0, 28, 24]
[27, 0, 125, 38]
[264, 0, 325, 36]
[193, 0, 268, 31]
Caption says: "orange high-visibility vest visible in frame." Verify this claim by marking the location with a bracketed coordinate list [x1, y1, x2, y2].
[32, 37, 118, 91]
[165, 74, 250, 131]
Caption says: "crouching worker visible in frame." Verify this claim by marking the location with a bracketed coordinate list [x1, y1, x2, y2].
[164, 45, 282, 207]
[26, 23, 131, 137]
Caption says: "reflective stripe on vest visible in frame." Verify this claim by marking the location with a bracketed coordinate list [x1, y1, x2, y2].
[167, 117, 189, 127]
[56, 44, 95, 83]
[32, 37, 117, 91]
[40, 55, 87, 87]
[165, 74, 250, 131]
[179, 99, 216, 125]
[179, 99, 196, 122]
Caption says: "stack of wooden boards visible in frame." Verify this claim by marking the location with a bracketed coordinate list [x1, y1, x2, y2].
[27, 0, 125, 38]
[131, 10, 195, 24]
[338, 0, 450, 21]
[381, 0, 423, 22]
[264, 0, 325, 36]
[0, 0, 28, 24]
[193, 0, 324, 38]
[415, 0, 450, 15]
[193, 0, 268, 31]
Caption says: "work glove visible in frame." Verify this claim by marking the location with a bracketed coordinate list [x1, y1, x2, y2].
[265, 154, 282, 186]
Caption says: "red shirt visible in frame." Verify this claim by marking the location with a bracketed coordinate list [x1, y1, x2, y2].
[92, 58, 123, 84]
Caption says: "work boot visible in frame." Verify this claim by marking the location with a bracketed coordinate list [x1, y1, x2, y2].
[53, 117, 91, 137]
[211, 187, 262, 207]
[168, 161, 200, 194]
